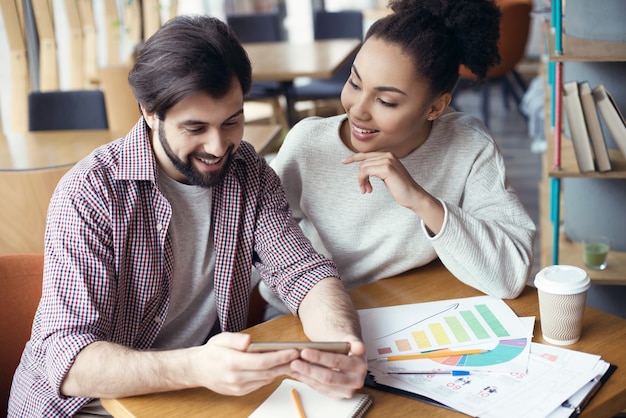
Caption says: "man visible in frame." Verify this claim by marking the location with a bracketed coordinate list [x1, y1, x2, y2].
[9, 15, 367, 417]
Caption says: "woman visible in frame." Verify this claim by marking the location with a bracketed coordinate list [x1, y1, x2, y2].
[260, 0, 536, 316]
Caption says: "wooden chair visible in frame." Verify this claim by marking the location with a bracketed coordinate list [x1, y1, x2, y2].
[247, 284, 268, 328]
[0, 253, 43, 414]
[0, 164, 74, 255]
[453, 0, 532, 128]
[97, 66, 142, 133]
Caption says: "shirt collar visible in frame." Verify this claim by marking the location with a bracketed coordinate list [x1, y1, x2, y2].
[116, 118, 159, 182]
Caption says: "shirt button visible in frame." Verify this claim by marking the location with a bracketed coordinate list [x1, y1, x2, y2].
[154, 316, 162, 324]
[156, 223, 163, 231]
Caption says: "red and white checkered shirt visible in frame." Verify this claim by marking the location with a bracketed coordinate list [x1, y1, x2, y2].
[8, 121, 338, 417]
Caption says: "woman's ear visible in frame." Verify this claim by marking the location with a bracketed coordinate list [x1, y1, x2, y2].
[427, 92, 452, 120]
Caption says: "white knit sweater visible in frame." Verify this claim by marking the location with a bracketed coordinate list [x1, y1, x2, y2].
[261, 110, 535, 308]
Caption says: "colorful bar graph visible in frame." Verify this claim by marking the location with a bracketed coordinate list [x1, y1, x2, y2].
[372, 298, 523, 356]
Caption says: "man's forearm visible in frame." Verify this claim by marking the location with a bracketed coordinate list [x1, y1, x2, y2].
[298, 277, 362, 341]
[61, 341, 197, 398]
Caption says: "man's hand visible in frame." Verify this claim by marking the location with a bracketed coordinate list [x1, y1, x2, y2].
[286, 338, 368, 399]
[62, 332, 301, 399]
[193, 332, 301, 396]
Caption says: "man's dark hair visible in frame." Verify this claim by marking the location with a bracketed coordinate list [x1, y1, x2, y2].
[129, 15, 252, 119]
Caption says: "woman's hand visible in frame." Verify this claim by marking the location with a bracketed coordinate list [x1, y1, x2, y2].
[342, 152, 444, 234]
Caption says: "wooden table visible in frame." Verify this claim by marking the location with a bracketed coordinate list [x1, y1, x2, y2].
[101, 260, 626, 418]
[0, 130, 122, 171]
[0, 125, 282, 171]
[244, 39, 362, 126]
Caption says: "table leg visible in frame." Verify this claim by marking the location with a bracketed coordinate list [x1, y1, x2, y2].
[280, 81, 297, 127]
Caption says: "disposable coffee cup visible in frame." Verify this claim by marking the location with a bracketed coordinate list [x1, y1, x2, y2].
[534, 265, 591, 345]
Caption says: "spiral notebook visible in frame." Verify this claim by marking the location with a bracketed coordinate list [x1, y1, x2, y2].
[249, 379, 374, 418]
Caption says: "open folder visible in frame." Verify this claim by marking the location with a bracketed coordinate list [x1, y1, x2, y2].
[365, 363, 616, 418]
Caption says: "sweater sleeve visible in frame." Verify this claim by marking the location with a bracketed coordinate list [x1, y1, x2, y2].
[425, 139, 536, 299]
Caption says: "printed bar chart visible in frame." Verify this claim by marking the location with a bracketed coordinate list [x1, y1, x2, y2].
[381, 303, 512, 355]
[358, 296, 528, 360]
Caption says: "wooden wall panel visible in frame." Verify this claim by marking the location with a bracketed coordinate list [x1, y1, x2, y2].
[142, 0, 161, 40]
[122, 0, 141, 63]
[77, 0, 98, 86]
[0, 0, 29, 133]
[31, 0, 58, 91]
[63, 0, 84, 89]
[103, 0, 121, 65]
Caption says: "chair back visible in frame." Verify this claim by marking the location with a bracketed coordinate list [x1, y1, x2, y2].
[488, 0, 532, 78]
[0, 253, 43, 414]
[28, 90, 109, 131]
[313, 10, 363, 40]
[0, 164, 74, 255]
[226, 12, 284, 43]
[313, 11, 363, 82]
[226, 12, 286, 124]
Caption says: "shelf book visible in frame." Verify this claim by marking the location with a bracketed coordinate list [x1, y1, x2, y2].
[579, 81, 612, 172]
[562, 81, 596, 173]
[592, 84, 626, 160]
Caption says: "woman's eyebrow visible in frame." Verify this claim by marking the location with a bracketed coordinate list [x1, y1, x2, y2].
[353, 65, 407, 96]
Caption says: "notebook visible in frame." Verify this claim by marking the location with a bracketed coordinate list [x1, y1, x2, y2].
[249, 379, 374, 418]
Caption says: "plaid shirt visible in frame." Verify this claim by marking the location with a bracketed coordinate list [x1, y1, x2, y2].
[9, 121, 338, 417]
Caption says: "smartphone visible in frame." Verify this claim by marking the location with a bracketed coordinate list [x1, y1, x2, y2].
[247, 341, 350, 354]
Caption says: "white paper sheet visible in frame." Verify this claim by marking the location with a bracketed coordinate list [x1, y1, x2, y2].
[369, 342, 604, 418]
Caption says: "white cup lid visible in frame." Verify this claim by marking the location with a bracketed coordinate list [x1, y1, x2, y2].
[534, 265, 591, 295]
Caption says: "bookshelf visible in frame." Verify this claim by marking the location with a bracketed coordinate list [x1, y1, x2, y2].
[543, 1, 626, 285]
[539, 171, 626, 286]
[546, 31, 626, 62]
[547, 133, 626, 178]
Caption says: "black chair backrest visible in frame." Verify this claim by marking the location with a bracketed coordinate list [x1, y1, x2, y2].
[313, 11, 363, 82]
[313, 10, 363, 41]
[226, 12, 284, 43]
[28, 90, 109, 131]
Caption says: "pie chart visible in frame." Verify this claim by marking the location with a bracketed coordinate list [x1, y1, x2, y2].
[431, 338, 527, 367]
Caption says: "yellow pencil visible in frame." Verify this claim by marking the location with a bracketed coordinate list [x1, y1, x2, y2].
[379, 348, 489, 362]
[291, 388, 307, 418]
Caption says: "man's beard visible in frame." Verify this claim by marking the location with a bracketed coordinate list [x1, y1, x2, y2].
[158, 122, 234, 188]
